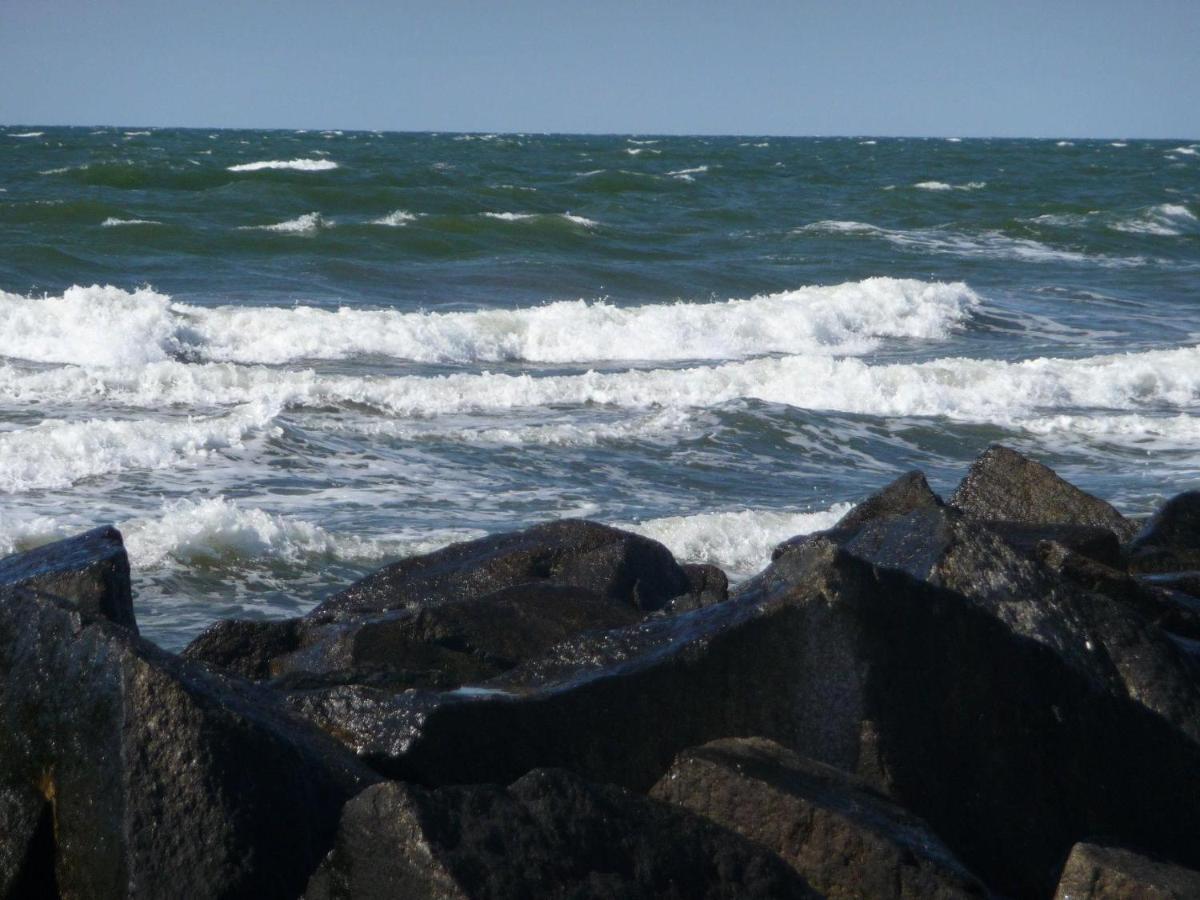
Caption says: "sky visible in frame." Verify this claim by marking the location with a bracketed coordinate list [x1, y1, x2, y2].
[2, 0, 1198, 138]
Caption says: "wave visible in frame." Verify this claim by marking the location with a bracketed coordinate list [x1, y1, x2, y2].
[0, 278, 978, 367]
[1109, 203, 1197, 236]
[666, 165, 709, 182]
[625, 147, 661, 156]
[238, 212, 327, 234]
[0, 401, 278, 493]
[913, 181, 986, 191]
[625, 504, 853, 577]
[798, 220, 1149, 267]
[369, 209, 419, 226]
[9, 131, 43, 138]
[227, 158, 339, 172]
[101, 217, 163, 227]
[3, 343, 1197, 435]
[1169, 146, 1198, 157]
[481, 212, 597, 227]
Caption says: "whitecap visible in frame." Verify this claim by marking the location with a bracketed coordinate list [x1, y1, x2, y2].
[666, 165, 709, 181]
[1057, 140, 1075, 147]
[1169, 146, 1198, 156]
[227, 158, 339, 172]
[9, 132, 43, 138]
[238, 212, 327, 234]
[101, 217, 163, 227]
[625, 147, 661, 156]
[369, 210, 419, 226]
[1110, 203, 1197, 237]
[913, 181, 986, 191]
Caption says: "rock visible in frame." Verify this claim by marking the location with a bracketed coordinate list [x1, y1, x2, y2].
[649, 737, 987, 898]
[183, 617, 302, 679]
[773, 470, 943, 559]
[272, 583, 642, 691]
[1127, 492, 1200, 573]
[949, 445, 1137, 541]
[666, 563, 729, 613]
[286, 540, 1200, 896]
[0, 526, 136, 631]
[1054, 842, 1200, 899]
[304, 768, 816, 900]
[310, 519, 695, 621]
[0, 584, 378, 899]
[986, 521, 1122, 568]
[779, 495, 1200, 742]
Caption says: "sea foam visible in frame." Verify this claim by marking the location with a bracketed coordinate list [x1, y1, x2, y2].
[0, 278, 979, 367]
[227, 158, 339, 172]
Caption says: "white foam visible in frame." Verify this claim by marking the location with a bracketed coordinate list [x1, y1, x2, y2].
[799, 220, 1147, 267]
[1057, 141, 1075, 147]
[39, 167, 70, 175]
[625, 147, 660, 156]
[482, 212, 597, 227]
[946, 138, 963, 143]
[859, 140, 877, 145]
[240, 212, 327, 234]
[123, 130, 151, 136]
[913, 181, 986, 191]
[0, 401, 278, 493]
[121, 497, 401, 568]
[9, 132, 43, 138]
[1110, 203, 1197, 236]
[370, 210, 419, 226]
[626, 139, 659, 145]
[1169, 146, 1198, 156]
[227, 158, 339, 172]
[666, 165, 709, 181]
[0, 279, 978, 369]
[1110, 142, 1128, 147]
[101, 217, 162, 227]
[625, 504, 853, 577]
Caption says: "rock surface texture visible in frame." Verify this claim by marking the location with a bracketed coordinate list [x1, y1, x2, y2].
[1053, 842, 1200, 899]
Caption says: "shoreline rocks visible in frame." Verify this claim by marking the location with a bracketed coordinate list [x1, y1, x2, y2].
[4, 444, 1200, 897]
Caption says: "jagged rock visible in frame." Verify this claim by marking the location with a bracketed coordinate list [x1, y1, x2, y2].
[987, 521, 1122, 567]
[280, 541, 1200, 897]
[649, 737, 987, 899]
[0, 585, 378, 899]
[949, 445, 1137, 541]
[272, 583, 642, 691]
[666, 564, 729, 613]
[310, 519, 695, 621]
[1039, 542, 1200, 640]
[304, 768, 815, 900]
[1054, 842, 1200, 899]
[0, 526, 136, 631]
[1127, 492, 1200, 573]
[183, 617, 302, 679]
[777, 489, 1200, 742]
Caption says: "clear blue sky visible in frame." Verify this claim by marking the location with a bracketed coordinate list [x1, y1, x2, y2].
[2, 0, 1197, 138]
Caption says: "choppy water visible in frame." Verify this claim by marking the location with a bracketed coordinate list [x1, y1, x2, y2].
[1, 127, 1197, 649]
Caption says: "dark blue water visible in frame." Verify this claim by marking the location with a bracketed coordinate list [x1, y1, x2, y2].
[1, 127, 1197, 648]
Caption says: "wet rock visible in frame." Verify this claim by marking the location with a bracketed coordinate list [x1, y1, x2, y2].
[949, 445, 1137, 540]
[0, 585, 378, 899]
[0, 526, 136, 631]
[310, 519, 694, 621]
[666, 563, 729, 613]
[289, 541, 1200, 897]
[1054, 842, 1200, 899]
[183, 617, 302, 679]
[1127, 492, 1200, 573]
[649, 737, 987, 899]
[272, 583, 642, 691]
[304, 768, 815, 900]
[986, 521, 1122, 567]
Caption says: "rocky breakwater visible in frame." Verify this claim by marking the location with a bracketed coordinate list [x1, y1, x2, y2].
[4, 446, 1200, 898]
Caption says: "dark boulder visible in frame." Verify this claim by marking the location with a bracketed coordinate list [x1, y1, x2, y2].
[310, 519, 695, 621]
[665, 563, 729, 613]
[649, 737, 987, 898]
[272, 583, 642, 691]
[1054, 842, 1200, 899]
[0, 585, 378, 899]
[1127, 492, 1200, 573]
[0, 526, 136, 631]
[949, 445, 1137, 540]
[279, 540, 1200, 897]
[304, 768, 816, 900]
[183, 617, 303, 679]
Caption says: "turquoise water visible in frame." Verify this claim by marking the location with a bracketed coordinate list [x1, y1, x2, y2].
[1, 127, 1198, 648]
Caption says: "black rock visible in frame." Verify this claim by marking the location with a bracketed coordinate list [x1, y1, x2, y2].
[1127, 492, 1200, 573]
[0, 585, 378, 898]
[304, 768, 816, 900]
[949, 445, 1137, 540]
[0, 526, 136, 631]
[649, 737, 988, 899]
[183, 617, 303, 679]
[283, 541, 1200, 896]
[310, 519, 695, 621]
[1054, 842, 1200, 899]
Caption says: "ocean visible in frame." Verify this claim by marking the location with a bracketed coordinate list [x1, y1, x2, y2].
[1, 126, 1197, 649]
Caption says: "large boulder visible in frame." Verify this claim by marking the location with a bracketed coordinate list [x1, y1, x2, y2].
[305, 768, 816, 899]
[310, 519, 696, 621]
[279, 541, 1200, 897]
[0, 585, 378, 899]
[1127, 492, 1200, 573]
[1054, 842, 1200, 899]
[649, 737, 987, 898]
[949, 445, 1137, 541]
[0, 526, 135, 631]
